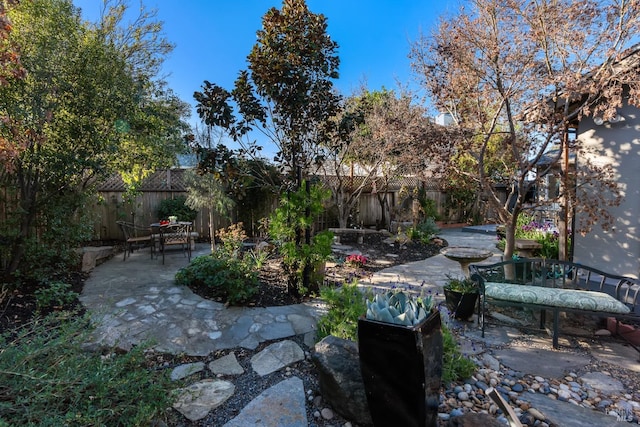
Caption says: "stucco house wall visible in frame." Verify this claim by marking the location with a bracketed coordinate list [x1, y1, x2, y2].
[573, 101, 640, 278]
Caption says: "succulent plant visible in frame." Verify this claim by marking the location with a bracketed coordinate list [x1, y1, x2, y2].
[365, 290, 434, 326]
[443, 275, 478, 294]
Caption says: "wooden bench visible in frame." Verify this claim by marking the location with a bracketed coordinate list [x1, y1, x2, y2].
[470, 258, 640, 351]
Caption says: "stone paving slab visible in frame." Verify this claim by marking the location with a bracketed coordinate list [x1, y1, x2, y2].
[222, 377, 307, 427]
[173, 379, 235, 422]
[80, 244, 325, 356]
[522, 392, 631, 427]
[590, 341, 640, 373]
[79, 228, 640, 425]
[492, 345, 591, 379]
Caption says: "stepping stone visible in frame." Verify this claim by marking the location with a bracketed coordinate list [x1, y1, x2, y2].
[523, 392, 629, 427]
[493, 346, 590, 379]
[171, 362, 205, 381]
[223, 377, 307, 427]
[209, 353, 245, 376]
[250, 340, 305, 376]
[173, 379, 235, 421]
[581, 372, 624, 395]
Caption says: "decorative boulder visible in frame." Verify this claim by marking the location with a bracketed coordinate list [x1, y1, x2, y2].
[312, 335, 372, 426]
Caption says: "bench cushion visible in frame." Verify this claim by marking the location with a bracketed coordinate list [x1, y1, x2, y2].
[485, 282, 631, 314]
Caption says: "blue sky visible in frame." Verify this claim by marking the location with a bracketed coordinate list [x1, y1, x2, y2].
[73, 1, 457, 121]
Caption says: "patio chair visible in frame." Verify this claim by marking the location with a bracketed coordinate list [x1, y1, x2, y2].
[116, 221, 153, 261]
[156, 221, 192, 265]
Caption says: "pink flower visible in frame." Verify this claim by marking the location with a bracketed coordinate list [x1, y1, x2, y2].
[346, 254, 368, 267]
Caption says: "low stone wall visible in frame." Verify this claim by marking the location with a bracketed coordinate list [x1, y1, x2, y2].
[79, 246, 114, 272]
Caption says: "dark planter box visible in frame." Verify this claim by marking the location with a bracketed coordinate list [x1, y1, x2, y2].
[357, 310, 442, 427]
[444, 289, 479, 320]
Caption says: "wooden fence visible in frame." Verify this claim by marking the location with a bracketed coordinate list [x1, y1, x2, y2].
[94, 191, 277, 241]
[2, 168, 473, 245]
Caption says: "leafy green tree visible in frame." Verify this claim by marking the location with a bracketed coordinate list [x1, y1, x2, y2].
[244, 0, 341, 184]
[0, 0, 23, 86]
[0, 0, 25, 173]
[184, 169, 234, 252]
[88, 0, 189, 187]
[0, 0, 187, 278]
[194, 0, 341, 185]
[112, 86, 191, 188]
[194, 0, 341, 295]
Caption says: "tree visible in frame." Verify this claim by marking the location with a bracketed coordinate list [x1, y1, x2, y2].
[184, 169, 234, 253]
[312, 89, 373, 228]
[195, 0, 341, 186]
[244, 0, 341, 185]
[0, 0, 187, 278]
[0, 0, 25, 171]
[342, 88, 448, 229]
[359, 89, 433, 229]
[410, 0, 639, 260]
[186, 126, 242, 251]
[89, 0, 189, 187]
[0, 0, 23, 86]
[195, 0, 341, 296]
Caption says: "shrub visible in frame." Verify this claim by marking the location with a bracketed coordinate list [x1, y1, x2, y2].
[406, 218, 440, 244]
[34, 281, 78, 311]
[0, 312, 173, 426]
[443, 275, 478, 294]
[216, 222, 247, 257]
[317, 281, 371, 341]
[156, 196, 198, 222]
[243, 249, 271, 270]
[269, 183, 334, 295]
[420, 197, 439, 221]
[345, 254, 367, 268]
[12, 238, 82, 285]
[175, 254, 258, 305]
[497, 213, 568, 259]
[442, 323, 476, 384]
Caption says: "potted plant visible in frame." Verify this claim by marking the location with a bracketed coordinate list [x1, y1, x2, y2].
[443, 275, 479, 320]
[357, 290, 442, 427]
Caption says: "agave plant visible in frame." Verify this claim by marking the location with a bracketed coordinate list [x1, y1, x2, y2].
[365, 290, 434, 326]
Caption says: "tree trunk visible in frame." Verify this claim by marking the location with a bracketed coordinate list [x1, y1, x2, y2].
[209, 210, 216, 252]
[336, 192, 349, 228]
[6, 177, 37, 276]
[503, 219, 517, 280]
[338, 197, 353, 228]
[377, 192, 389, 230]
[337, 213, 348, 229]
[303, 180, 314, 293]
